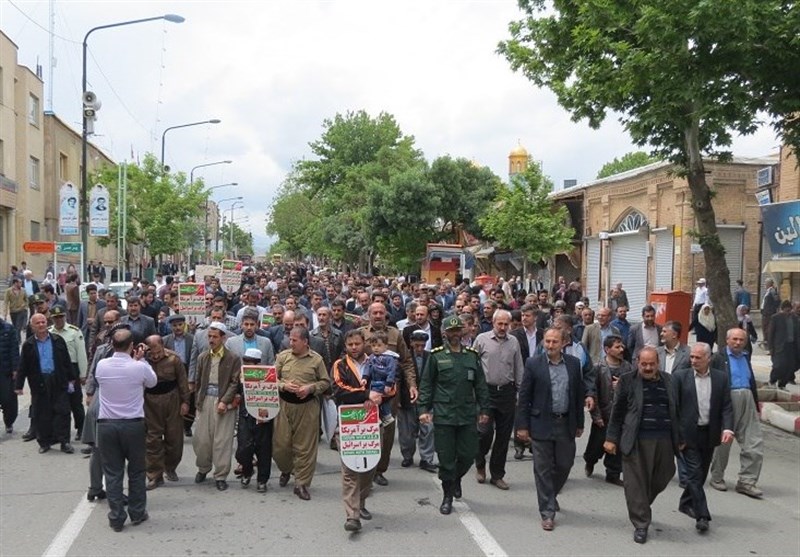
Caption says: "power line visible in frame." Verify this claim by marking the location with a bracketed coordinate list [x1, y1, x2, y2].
[6, 0, 81, 44]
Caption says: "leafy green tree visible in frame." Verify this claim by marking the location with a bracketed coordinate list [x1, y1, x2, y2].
[428, 156, 502, 238]
[597, 152, 660, 179]
[480, 160, 573, 264]
[499, 0, 800, 341]
[220, 222, 254, 258]
[93, 153, 207, 259]
[366, 167, 441, 270]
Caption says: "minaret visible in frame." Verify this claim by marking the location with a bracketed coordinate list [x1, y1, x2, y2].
[508, 141, 529, 178]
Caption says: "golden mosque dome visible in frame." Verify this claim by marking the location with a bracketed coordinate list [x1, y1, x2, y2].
[509, 142, 528, 157]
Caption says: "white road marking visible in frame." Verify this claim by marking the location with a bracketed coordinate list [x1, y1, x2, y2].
[42, 496, 95, 557]
[431, 477, 508, 557]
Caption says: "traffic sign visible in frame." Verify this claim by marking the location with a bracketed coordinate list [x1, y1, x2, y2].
[22, 241, 56, 254]
[57, 242, 82, 254]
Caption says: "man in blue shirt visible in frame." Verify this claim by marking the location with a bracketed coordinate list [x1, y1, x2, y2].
[708, 328, 764, 499]
[15, 313, 76, 454]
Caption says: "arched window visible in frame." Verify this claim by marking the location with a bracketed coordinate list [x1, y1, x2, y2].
[614, 210, 648, 232]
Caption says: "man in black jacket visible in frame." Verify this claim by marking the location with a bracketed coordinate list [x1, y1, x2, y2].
[15, 313, 76, 453]
[604, 347, 680, 544]
[515, 328, 585, 532]
[673, 343, 734, 533]
[0, 317, 20, 433]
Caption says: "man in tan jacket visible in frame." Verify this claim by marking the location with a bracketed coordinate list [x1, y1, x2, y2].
[190, 322, 241, 491]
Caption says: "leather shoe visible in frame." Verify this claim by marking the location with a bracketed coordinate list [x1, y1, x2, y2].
[110, 522, 124, 533]
[605, 476, 624, 487]
[419, 460, 438, 473]
[80, 446, 92, 455]
[490, 478, 509, 490]
[165, 470, 179, 482]
[514, 446, 524, 460]
[679, 505, 696, 519]
[38, 445, 50, 454]
[146, 477, 163, 490]
[359, 507, 372, 521]
[585, 462, 594, 477]
[709, 479, 727, 491]
[633, 528, 648, 544]
[294, 485, 311, 500]
[541, 518, 554, 531]
[215, 480, 228, 491]
[194, 472, 207, 484]
[401, 457, 413, 468]
[240, 476, 251, 488]
[453, 479, 462, 499]
[87, 489, 106, 502]
[476, 467, 486, 484]
[257, 482, 267, 493]
[344, 518, 362, 532]
[735, 483, 763, 498]
[22, 430, 36, 442]
[60, 443, 75, 454]
[373, 473, 388, 486]
[132, 512, 149, 526]
[696, 518, 709, 532]
[439, 495, 453, 515]
[279, 472, 290, 487]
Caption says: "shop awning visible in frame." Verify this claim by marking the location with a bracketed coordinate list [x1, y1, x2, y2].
[762, 259, 800, 273]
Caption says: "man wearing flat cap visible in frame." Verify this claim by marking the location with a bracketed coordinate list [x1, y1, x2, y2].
[397, 329, 437, 473]
[49, 305, 88, 441]
[418, 315, 490, 514]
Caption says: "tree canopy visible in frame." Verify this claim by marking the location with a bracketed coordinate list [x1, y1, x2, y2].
[267, 110, 504, 271]
[597, 152, 660, 179]
[480, 159, 573, 264]
[499, 0, 800, 341]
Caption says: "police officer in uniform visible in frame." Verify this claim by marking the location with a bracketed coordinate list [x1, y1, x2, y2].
[418, 315, 490, 515]
[48, 305, 88, 440]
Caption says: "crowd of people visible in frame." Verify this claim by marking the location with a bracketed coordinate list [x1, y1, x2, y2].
[1, 262, 798, 542]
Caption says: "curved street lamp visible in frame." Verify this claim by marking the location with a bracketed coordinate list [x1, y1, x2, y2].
[160, 119, 221, 171]
[80, 13, 184, 276]
[190, 159, 232, 184]
[203, 184, 238, 256]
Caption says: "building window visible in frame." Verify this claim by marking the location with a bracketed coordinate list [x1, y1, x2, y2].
[59, 153, 69, 182]
[28, 93, 40, 126]
[615, 210, 648, 233]
[0, 139, 4, 175]
[0, 214, 4, 252]
[29, 156, 40, 189]
[30, 220, 40, 241]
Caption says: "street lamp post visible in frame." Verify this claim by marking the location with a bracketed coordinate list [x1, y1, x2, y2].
[81, 13, 184, 280]
[203, 184, 238, 261]
[190, 159, 232, 185]
[229, 201, 244, 258]
[160, 119, 221, 172]
[212, 197, 243, 257]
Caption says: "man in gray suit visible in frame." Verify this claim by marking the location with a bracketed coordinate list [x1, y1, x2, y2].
[120, 297, 156, 344]
[627, 305, 662, 363]
[186, 308, 226, 437]
[225, 309, 275, 364]
[582, 307, 620, 365]
[656, 321, 690, 374]
[77, 284, 105, 350]
[163, 314, 194, 367]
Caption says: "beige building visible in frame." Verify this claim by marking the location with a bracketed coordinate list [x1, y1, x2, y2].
[0, 30, 117, 281]
[552, 156, 781, 314]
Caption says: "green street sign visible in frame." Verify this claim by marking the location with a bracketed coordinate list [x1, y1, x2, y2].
[57, 242, 82, 254]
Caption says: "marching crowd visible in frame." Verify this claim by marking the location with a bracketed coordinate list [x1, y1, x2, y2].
[1, 263, 798, 542]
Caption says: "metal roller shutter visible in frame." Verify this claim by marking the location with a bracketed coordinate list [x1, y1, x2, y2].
[609, 232, 648, 317]
[718, 226, 744, 295]
[585, 238, 600, 308]
[654, 229, 674, 291]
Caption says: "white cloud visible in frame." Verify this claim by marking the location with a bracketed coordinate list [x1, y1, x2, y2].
[5, 0, 780, 253]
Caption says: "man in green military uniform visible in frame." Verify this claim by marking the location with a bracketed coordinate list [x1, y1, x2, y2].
[418, 315, 490, 515]
[49, 305, 88, 440]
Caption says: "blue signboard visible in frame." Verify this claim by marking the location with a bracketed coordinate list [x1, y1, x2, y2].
[762, 200, 800, 257]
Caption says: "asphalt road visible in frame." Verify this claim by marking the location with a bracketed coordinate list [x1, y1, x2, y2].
[1, 400, 798, 557]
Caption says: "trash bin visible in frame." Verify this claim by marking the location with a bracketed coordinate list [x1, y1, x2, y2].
[650, 291, 693, 345]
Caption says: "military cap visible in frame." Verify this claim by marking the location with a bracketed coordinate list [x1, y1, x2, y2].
[442, 315, 463, 330]
[31, 293, 46, 304]
[50, 306, 66, 317]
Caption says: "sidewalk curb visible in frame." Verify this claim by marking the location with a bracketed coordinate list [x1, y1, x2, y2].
[760, 402, 800, 436]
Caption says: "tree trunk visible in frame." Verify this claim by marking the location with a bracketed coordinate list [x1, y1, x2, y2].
[683, 119, 736, 347]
